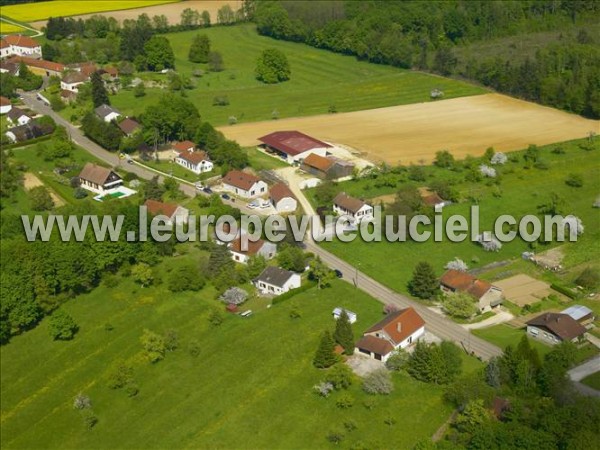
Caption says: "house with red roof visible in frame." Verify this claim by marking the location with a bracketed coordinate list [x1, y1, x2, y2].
[0, 96, 12, 115]
[1, 35, 42, 59]
[144, 199, 189, 226]
[7, 56, 64, 77]
[222, 170, 268, 198]
[440, 270, 504, 313]
[355, 307, 425, 362]
[229, 236, 277, 264]
[172, 141, 213, 174]
[0, 39, 11, 59]
[258, 130, 332, 164]
[269, 182, 297, 213]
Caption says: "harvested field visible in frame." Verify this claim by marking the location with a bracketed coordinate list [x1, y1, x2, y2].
[220, 94, 600, 165]
[29, 1, 237, 28]
[495, 274, 553, 307]
[23, 172, 65, 207]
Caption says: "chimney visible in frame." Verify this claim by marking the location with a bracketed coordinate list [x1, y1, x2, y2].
[397, 322, 402, 333]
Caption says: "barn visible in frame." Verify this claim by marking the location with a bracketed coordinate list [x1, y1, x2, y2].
[258, 130, 331, 164]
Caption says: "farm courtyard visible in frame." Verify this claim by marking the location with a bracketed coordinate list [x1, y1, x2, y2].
[220, 93, 600, 165]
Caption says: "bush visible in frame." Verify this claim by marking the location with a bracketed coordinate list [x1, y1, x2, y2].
[324, 364, 354, 390]
[140, 329, 166, 363]
[107, 362, 133, 389]
[74, 187, 88, 199]
[48, 309, 78, 340]
[326, 430, 345, 444]
[313, 381, 334, 397]
[565, 173, 584, 187]
[336, 393, 354, 409]
[362, 369, 393, 395]
[212, 95, 229, 106]
[385, 350, 409, 371]
[82, 410, 98, 430]
[272, 281, 316, 305]
[125, 383, 139, 397]
[73, 394, 91, 410]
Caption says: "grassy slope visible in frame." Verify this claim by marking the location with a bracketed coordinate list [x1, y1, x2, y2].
[0, 261, 479, 449]
[581, 371, 600, 390]
[111, 24, 487, 125]
[317, 139, 600, 294]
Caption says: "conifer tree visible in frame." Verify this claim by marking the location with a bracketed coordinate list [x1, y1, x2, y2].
[91, 71, 109, 107]
[313, 331, 337, 368]
[188, 34, 211, 63]
[334, 310, 355, 355]
[408, 262, 438, 299]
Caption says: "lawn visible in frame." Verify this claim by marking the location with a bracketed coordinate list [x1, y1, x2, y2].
[0, 265, 479, 449]
[315, 138, 600, 295]
[111, 23, 487, 126]
[581, 371, 600, 390]
[1, 1, 177, 22]
[245, 147, 289, 171]
[472, 324, 553, 356]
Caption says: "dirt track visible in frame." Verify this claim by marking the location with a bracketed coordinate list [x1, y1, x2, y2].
[30, 1, 239, 28]
[219, 94, 600, 164]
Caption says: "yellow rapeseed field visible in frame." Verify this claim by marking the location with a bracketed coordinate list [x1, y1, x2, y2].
[0, 21, 26, 34]
[1, 1, 178, 23]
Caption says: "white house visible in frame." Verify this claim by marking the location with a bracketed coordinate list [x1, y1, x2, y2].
[1, 35, 42, 58]
[269, 182, 297, 213]
[440, 270, 504, 313]
[78, 163, 123, 194]
[222, 170, 268, 198]
[60, 71, 88, 93]
[144, 199, 189, 226]
[229, 237, 276, 264]
[0, 96, 12, 114]
[253, 266, 301, 295]
[7, 107, 32, 126]
[333, 192, 373, 224]
[175, 150, 213, 174]
[94, 104, 121, 123]
[355, 307, 425, 362]
[171, 140, 196, 156]
[258, 130, 331, 164]
[333, 307, 357, 324]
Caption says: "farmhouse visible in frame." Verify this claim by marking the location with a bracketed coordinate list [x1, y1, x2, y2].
[258, 130, 331, 164]
[95, 104, 121, 123]
[561, 305, 595, 325]
[0, 96, 12, 115]
[60, 71, 89, 93]
[117, 118, 141, 136]
[355, 307, 425, 362]
[440, 270, 504, 313]
[7, 56, 64, 77]
[269, 182, 297, 213]
[78, 163, 123, 194]
[253, 266, 301, 295]
[5, 120, 52, 143]
[222, 170, 267, 198]
[0, 39, 10, 59]
[7, 107, 32, 126]
[526, 313, 587, 344]
[229, 237, 276, 264]
[0, 35, 42, 58]
[144, 199, 189, 226]
[332, 192, 373, 223]
[66, 61, 97, 78]
[0, 60, 19, 75]
[171, 140, 196, 154]
[300, 153, 355, 180]
[175, 150, 213, 174]
[333, 307, 357, 324]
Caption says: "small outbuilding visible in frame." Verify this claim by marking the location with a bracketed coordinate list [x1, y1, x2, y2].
[332, 307, 357, 324]
[269, 182, 297, 213]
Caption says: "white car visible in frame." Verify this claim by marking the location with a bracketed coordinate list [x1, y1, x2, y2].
[247, 202, 257, 209]
[259, 199, 271, 209]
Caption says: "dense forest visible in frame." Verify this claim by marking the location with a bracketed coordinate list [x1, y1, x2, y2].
[251, 0, 600, 118]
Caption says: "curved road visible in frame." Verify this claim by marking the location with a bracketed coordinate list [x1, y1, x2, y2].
[21, 91, 502, 360]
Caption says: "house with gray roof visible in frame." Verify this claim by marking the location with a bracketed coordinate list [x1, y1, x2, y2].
[94, 104, 121, 123]
[253, 266, 301, 295]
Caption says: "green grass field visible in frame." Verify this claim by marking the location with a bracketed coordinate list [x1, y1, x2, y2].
[1, 1, 177, 22]
[111, 24, 487, 126]
[316, 138, 600, 295]
[581, 371, 600, 390]
[0, 255, 480, 449]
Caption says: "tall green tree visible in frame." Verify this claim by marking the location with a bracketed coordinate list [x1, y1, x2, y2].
[188, 34, 211, 63]
[408, 262, 438, 299]
[144, 36, 175, 71]
[309, 256, 333, 289]
[90, 71, 109, 107]
[313, 330, 337, 368]
[333, 310, 355, 355]
[255, 48, 291, 83]
[48, 310, 78, 340]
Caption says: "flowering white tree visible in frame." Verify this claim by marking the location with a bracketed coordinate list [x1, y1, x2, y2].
[562, 215, 584, 236]
[479, 164, 497, 178]
[313, 382, 334, 397]
[219, 287, 248, 305]
[491, 152, 508, 165]
[445, 258, 469, 272]
[73, 394, 92, 410]
[477, 233, 502, 252]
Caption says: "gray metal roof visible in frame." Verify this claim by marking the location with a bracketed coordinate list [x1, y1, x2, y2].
[561, 305, 593, 321]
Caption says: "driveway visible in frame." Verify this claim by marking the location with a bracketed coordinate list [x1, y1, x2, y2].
[568, 355, 600, 398]
[274, 167, 317, 217]
[462, 310, 515, 330]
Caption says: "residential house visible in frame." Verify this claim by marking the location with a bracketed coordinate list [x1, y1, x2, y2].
[355, 307, 425, 362]
[0, 96, 11, 114]
[561, 305, 595, 325]
[526, 313, 587, 344]
[94, 104, 121, 123]
[117, 118, 141, 137]
[5, 120, 52, 143]
[78, 163, 123, 194]
[7, 56, 64, 77]
[171, 140, 196, 155]
[222, 170, 268, 198]
[60, 71, 88, 92]
[7, 107, 32, 126]
[300, 153, 355, 180]
[269, 182, 297, 213]
[175, 150, 213, 174]
[258, 130, 331, 164]
[1, 35, 42, 58]
[253, 266, 301, 295]
[229, 237, 276, 264]
[332, 307, 357, 324]
[144, 199, 189, 226]
[0, 60, 19, 76]
[333, 192, 374, 223]
[66, 62, 97, 78]
[440, 270, 504, 313]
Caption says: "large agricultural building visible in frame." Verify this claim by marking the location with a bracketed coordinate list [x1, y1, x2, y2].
[258, 130, 332, 164]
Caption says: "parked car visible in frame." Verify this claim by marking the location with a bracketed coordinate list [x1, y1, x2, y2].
[202, 187, 213, 194]
[195, 182, 203, 191]
[247, 202, 257, 209]
[259, 199, 271, 208]
[221, 193, 231, 200]
[334, 269, 343, 278]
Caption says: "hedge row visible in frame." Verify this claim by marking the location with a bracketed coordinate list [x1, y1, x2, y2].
[271, 280, 317, 305]
[550, 283, 579, 300]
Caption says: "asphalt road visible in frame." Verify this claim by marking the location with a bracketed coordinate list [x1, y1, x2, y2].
[22, 91, 502, 360]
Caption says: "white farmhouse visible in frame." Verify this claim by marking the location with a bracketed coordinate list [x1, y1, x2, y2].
[175, 150, 213, 174]
[222, 170, 268, 198]
[269, 182, 297, 213]
[60, 71, 88, 93]
[1, 35, 42, 58]
[332, 192, 373, 223]
[253, 266, 301, 295]
[229, 237, 276, 264]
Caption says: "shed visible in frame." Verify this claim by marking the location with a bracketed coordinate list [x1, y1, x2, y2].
[332, 307, 357, 324]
